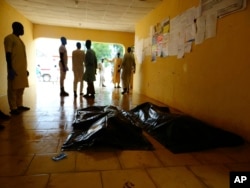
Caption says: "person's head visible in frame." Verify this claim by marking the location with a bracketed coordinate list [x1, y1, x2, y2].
[127, 47, 132, 53]
[12, 22, 24, 36]
[60, 37, 67, 45]
[85, 40, 91, 49]
[117, 52, 120, 57]
[76, 42, 81, 49]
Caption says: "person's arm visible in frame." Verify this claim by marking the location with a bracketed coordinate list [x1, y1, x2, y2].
[60, 52, 66, 71]
[121, 55, 126, 69]
[94, 55, 97, 74]
[133, 59, 136, 73]
[5, 52, 12, 70]
[105, 58, 114, 63]
[5, 52, 17, 80]
[71, 52, 74, 71]
[4, 36, 17, 80]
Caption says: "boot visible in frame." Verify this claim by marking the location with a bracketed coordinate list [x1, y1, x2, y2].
[60, 87, 69, 96]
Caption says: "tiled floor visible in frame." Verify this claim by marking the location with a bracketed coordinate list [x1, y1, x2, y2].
[0, 81, 250, 188]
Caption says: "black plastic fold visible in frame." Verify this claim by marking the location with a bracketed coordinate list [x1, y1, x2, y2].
[62, 102, 244, 153]
[130, 102, 244, 153]
[62, 105, 154, 151]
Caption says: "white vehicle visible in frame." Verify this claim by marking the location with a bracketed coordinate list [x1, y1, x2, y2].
[36, 56, 59, 82]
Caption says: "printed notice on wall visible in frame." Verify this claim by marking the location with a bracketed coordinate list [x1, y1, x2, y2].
[201, 0, 247, 18]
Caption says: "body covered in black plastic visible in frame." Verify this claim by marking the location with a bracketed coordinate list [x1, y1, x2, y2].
[62, 102, 244, 153]
[62, 105, 154, 151]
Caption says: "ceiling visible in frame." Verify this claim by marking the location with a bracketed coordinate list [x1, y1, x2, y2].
[5, 0, 162, 32]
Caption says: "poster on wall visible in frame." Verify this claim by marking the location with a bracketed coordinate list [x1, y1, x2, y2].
[145, 0, 246, 61]
[201, 0, 247, 18]
[151, 22, 161, 62]
[195, 15, 206, 45]
[205, 12, 217, 39]
[134, 36, 144, 64]
[168, 6, 198, 58]
[143, 37, 151, 56]
[151, 17, 170, 61]
[151, 34, 157, 62]
[160, 18, 170, 57]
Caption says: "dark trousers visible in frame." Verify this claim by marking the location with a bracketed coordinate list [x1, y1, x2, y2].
[87, 82, 95, 95]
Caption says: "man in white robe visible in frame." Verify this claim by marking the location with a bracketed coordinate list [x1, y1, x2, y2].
[72, 42, 85, 97]
[121, 47, 136, 94]
[4, 22, 30, 115]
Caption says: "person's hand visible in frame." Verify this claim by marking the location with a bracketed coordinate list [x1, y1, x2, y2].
[8, 69, 17, 80]
[63, 66, 69, 72]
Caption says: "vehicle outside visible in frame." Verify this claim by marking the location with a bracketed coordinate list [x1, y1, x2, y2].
[36, 54, 59, 82]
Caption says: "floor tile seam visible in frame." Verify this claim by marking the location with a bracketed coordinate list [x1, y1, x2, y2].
[218, 151, 250, 163]
[74, 168, 122, 173]
[197, 160, 243, 165]
[73, 151, 77, 172]
[45, 173, 51, 188]
[160, 163, 201, 167]
[189, 152, 236, 165]
[144, 166, 209, 188]
[190, 153, 205, 164]
[99, 171, 104, 188]
[223, 161, 250, 170]
[23, 153, 36, 176]
[56, 138, 63, 153]
[0, 153, 36, 157]
[114, 150, 126, 170]
[16, 173, 51, 176]
[141, 168, 158, 188]
[151, 150, 166, 167]
[185, 165, 210, 188]
[98, 168, 148, 172]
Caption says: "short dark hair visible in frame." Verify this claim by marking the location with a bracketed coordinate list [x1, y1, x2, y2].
[127, 47, 131, 53]
[12, 22, 23, 30]
[76, 42, 81, 48]
[85, 40, 91, 48]
[60, 36, 66, 41]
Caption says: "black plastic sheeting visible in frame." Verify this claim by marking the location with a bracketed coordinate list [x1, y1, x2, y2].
[62, 102, 244, 153]
[130, 102, 244, 153]
[62, 105, 154, 151]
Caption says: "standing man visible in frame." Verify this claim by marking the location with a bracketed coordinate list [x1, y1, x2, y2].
[106, 52, 122, 88]
[121, 47, 136, 94]
[72, 42, 85, 98]
[4, 22, 30, 115]
[98, 58, 106, 87]
[83, 40, 97, 98]
[59, 36, 69, 96]
[113, 52, 122, 89]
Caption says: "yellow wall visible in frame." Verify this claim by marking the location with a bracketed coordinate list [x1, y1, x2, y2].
[0, 0, 35, 97]
[33, 24, 135, 50]
[134, 0, 250, 141]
